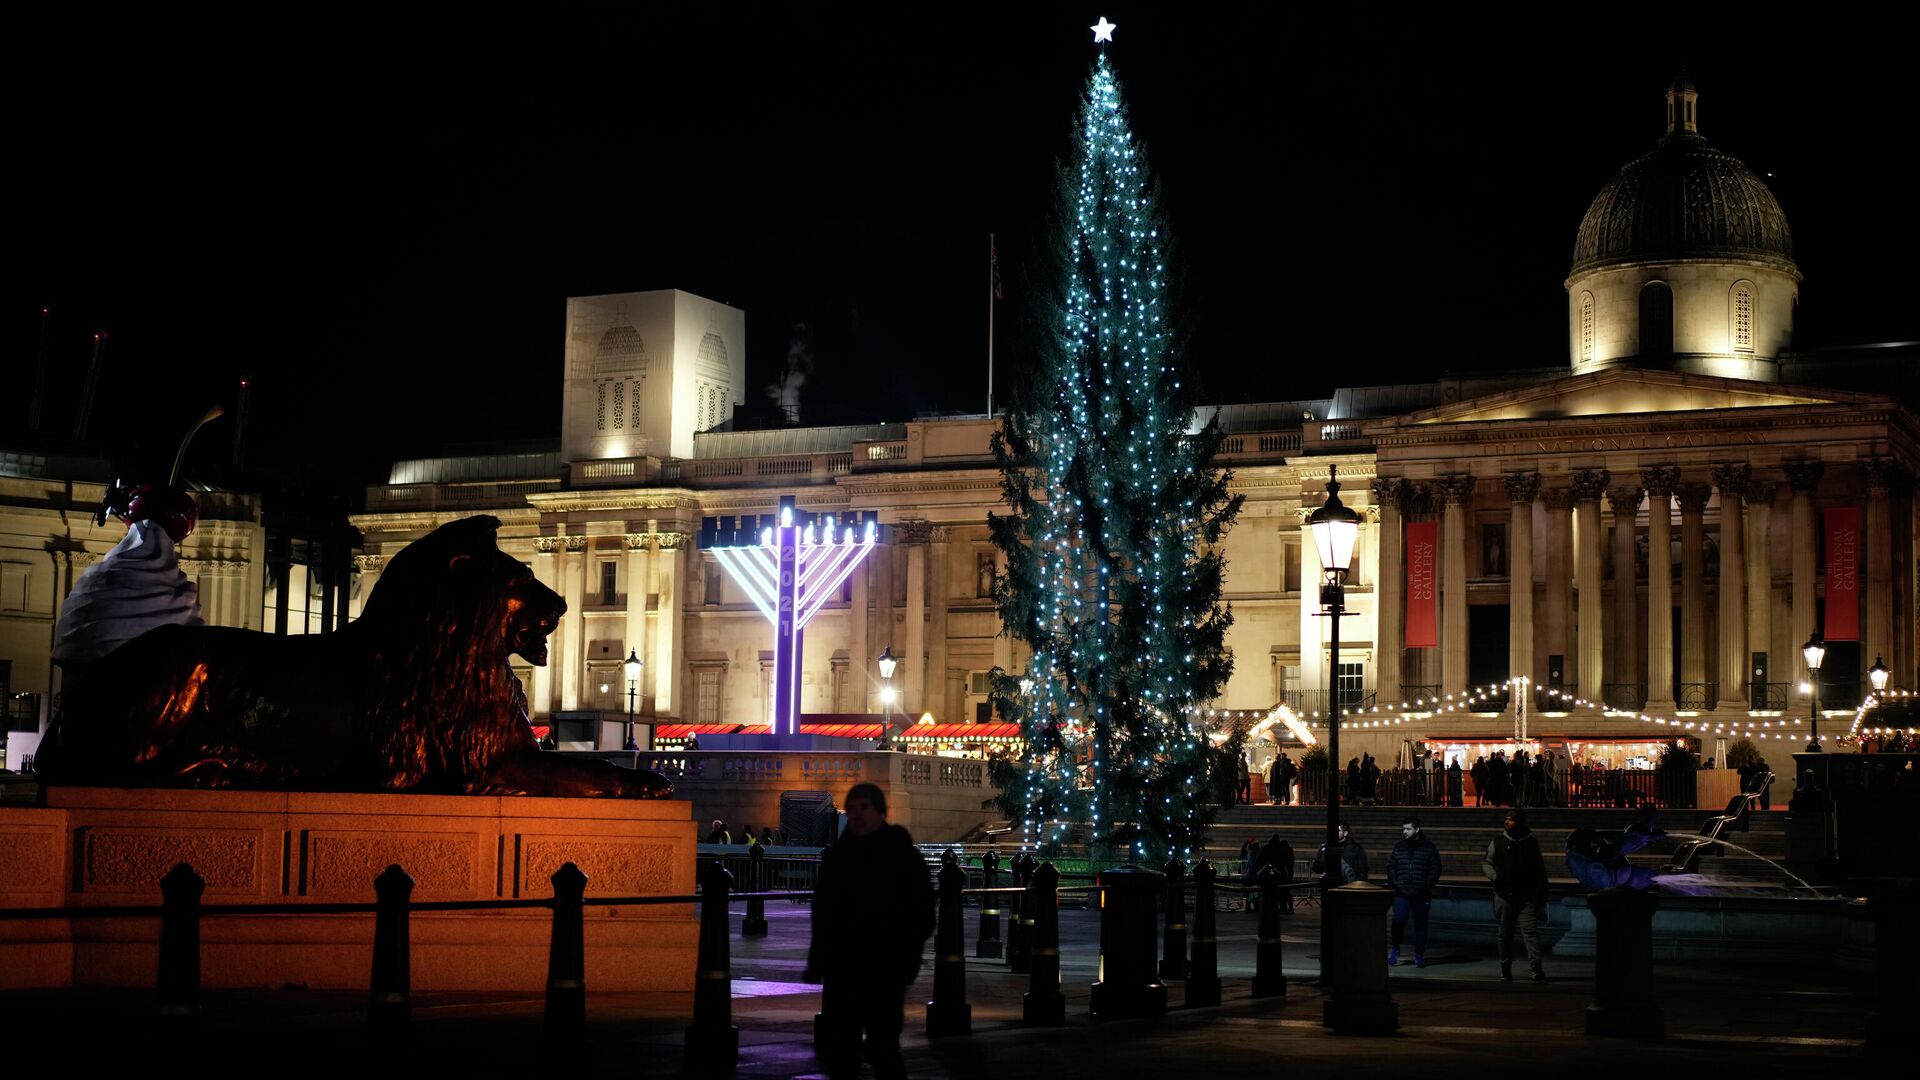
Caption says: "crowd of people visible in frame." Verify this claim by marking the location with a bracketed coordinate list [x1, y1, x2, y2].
[1468, 750, 1561, 808]
[705, 820, 783, 846]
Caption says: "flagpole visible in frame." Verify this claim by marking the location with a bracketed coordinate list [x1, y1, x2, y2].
[987, 233, 995, 417]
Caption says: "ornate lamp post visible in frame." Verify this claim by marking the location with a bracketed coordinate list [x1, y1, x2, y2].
[623, 648, 644, 751]
[876, 645, 899, 750]
[1802, 634, 1826, 752]
[1868, 654, 1890, 695]
[1307, 469, 1361, 870]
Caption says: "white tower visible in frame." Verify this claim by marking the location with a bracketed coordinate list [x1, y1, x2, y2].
[560, 290, 746, 465]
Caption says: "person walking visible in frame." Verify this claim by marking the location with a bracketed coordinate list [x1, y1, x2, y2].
[1361, 753, 1381, 805]
[1447, 757, 1464, 806]
[803, 782, 936, 1080]
[1277, 752, 1299, 806]
[1346, 758, 1362, 806]
[1311, 822, 1370, 885]
[1240, 837, 1262, 909]
[1386, 815, 1443, 967]
[1483, 807, 1548, 982]
[1236, 753, 1252, 806]
[1262, 832, 1297, 912]
[1471, 755, 1488, 807]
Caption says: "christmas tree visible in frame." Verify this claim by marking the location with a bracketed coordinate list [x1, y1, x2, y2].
[988, 31, 1243, 864]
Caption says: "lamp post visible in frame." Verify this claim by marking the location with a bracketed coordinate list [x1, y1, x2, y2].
[1802, 634, 1826, 752]
[876, 645, 899, 750]
[1868, 654, 1890, 695]
[623, 648, 644, 751]
[1307, 469, 1361, 876]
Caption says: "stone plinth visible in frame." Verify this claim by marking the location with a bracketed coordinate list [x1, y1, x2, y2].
[1321, 882, 1399, 1035]
[0, 787, 697, 994]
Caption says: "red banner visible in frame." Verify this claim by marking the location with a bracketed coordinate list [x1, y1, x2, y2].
[1823, 507, 1860, 641]
[1406, 520, 1438, 648]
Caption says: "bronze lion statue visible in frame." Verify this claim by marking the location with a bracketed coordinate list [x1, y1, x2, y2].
[38, 515, 671, 798]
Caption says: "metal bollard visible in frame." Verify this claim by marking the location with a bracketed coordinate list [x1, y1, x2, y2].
[976, 849, 1003, 959]
[1251, 863, 1286, 998]
[157, 863, 204, 1020]
[1090, 866, 1167, 1019]
[1160, 856, 1188, 980]
[926, 861, 973, 1036]
[1585, 886, 1664, 1039]
[369, 864, 414, 1037]
[544, 862, 588, 1042]
[685, 860, 741, 1064]
[1009, 853, 1033, 974]
[1022, 861, 1066, 1025]
[742, 845, 769, 937]
[1186, 860, 1221, 1007]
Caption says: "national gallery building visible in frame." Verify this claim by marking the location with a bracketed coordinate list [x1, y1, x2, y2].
[4, 80, 1914, 771]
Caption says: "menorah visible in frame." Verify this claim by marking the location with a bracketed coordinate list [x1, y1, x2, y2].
[699, 495, 879, 736]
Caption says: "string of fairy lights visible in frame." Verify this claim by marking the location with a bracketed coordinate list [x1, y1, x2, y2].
[1848, 688, 1919, 740]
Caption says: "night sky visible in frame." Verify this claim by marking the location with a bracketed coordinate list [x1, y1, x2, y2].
[9, 4, 1918, 496]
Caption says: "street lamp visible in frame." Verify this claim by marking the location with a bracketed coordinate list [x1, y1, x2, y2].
[1801, 633, 1826, 752]
[876, 646, 899, 750]
[622, 648, 644, 751]
[1307, 468, 1361, 876]
[1868, 654, 1890, 694]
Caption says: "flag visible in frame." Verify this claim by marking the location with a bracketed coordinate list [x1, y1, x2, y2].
[1405, 521, 1438, 648]
[1823, 507, 1860, 640]
[991, 234, 1003, 300]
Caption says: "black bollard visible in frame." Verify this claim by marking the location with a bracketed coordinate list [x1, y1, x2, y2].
[369, 864, 414, 1038]
[1090, 866, 1167, 1019]
[976, 850, 1003, 959]
[157, 863, 204, 1019]
[1160, 856, 1188, 980]
[1186, 860, 1221, 1008]
[1022, 861, 1066, 1025]
[926, 861, 973, 1036]
[1009, 854, 1033, 974]
[1585, 886, 1663, 1039]
[544, 861, 588, 1042]
[686, 860, 741, 1065]
[742, 844, 769, 937]
[1251, 863, 1286, 998]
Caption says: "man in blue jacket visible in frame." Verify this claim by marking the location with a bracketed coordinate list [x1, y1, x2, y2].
[1386, 815, 1444, 967]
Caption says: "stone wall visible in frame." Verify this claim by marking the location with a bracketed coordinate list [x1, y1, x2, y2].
[635, 750, 999, 843]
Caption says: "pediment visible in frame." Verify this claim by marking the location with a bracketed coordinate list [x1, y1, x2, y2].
[1396, 369, 1876, 426]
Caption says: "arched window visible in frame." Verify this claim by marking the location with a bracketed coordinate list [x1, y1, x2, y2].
[1580, 291, 1595, 363]
[1730, 282, 1755, 352]
[1639, 282, 1673, 358]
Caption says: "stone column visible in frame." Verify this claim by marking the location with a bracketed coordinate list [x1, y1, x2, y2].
[1711, 465, 1750, 710]
[1678, 483, 1711, 700]
[624, 534, 651, 709]
[901, 520, 930, 716]
[1372, 479, 1404, 707]
[1543, 488, 1575, 694]
[928, 527, 951, 721]
[1572, 468, 1610, 702]
[652, 532, 685, 719]
[1785, 459, 1825, 683]
[850, 553, 871, 713]
[1744, 479, 1776, 700]
[1436, 474, 1475, 695]
[1642, 467, 1678, 713]
[560, 536, 586, 711]
[351, 554, 384, 623]
[1299, 511, 1325, 700]
[1866, 458, 1896, 679]
[1507, 473, 1541, 694]
[1607, 484, 1644, 701]
[533, 540, 560, 717]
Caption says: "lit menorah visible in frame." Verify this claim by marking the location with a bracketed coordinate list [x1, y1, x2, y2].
[700, 495, 879, 737]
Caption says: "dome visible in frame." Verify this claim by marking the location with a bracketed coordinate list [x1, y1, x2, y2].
[1570, 83, 1796, 278]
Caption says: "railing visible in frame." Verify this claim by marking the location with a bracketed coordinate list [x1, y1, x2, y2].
[1218, 432, 1304, 457]
[1560, 766, 1696, 809]
[1279, 689, 1376, 716]
[1604, 683, 1647, 712]
[1750, 682, 1791, 710]
[1296, 768, 1461, 807]
[367, 479, 561, 510]
[1674, 682, 1718, 710]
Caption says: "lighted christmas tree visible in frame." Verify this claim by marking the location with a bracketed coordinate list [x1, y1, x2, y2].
[988, 26, 1243, 863]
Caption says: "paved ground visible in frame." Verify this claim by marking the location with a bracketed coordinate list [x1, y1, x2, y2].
[0, 902, 1877, 1076]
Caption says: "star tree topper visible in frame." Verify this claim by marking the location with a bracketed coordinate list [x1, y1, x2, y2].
[1090, 16, 1116, 43]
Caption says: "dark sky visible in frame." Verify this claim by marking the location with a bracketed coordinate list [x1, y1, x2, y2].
[9, 4, 1918, 494]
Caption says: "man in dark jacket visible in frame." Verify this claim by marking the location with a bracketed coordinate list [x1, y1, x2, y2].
[1386, 815, 1444, 967]
[1311, 822, 1370, 885]
[1259, 833, 1297, 912]
[804, 782, 935, 1080]
[1483, 807, 1549, 982]
[1471, 756, 1488, 806]
[1447, 758, 1464, 806]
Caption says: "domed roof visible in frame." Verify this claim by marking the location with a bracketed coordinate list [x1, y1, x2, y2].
[1570, 84, 1796, 277]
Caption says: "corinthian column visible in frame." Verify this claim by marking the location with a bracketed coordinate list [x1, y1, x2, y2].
[900, 520, 931, 715]
[1784, 459, 1825, 683]
[1372, 478, 1404, 706]
[1507, 472, 1542, 694]
[1744, 479, 1776, 703]
[560, 536, 586, 712]
[1436, 473, 1475, 695]
[1865, 458, 1897, 681]
[1542, 487, 1576, 694]
[1607, 484, 1643, 704]
[1678, 483, 1712, 703]
[1571, 468, 1610, 702]
[1642, 467, 1678, 713]
[533, 539, 559, 717]
[1711, 464, 1750, 710]
[652, 530, 685, 719]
